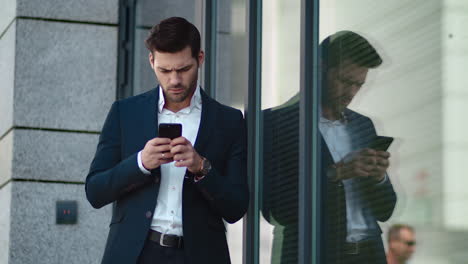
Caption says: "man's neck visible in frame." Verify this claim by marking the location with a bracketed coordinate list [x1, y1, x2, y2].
[321, 105, 341, 121]
[386, 251, 405, 264]
[164, 101, 190, 113]
[163, 89, 196, 113]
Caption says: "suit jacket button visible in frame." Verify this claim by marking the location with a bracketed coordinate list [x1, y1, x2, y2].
[154, 176, 160, 184]
[146, 211, 152, 219]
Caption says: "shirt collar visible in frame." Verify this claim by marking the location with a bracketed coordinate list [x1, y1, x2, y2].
[319, 107, 348, 125]
[158, 85, 202, 114]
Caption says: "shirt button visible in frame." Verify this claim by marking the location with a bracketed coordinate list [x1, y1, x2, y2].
[145, 211, 152, 219]
[171, 210, 174, 214]
[172, 186, 176, 191]
[171, 224, 175, 228]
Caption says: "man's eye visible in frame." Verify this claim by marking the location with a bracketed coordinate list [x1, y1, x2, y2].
[340, 78, 360, 87]
[178, 67, 191, 72]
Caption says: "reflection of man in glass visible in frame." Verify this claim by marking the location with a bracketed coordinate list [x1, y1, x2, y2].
[262, 31, 397, 264]
[320, 31, 397, 264]
[386, 224, 416, 264]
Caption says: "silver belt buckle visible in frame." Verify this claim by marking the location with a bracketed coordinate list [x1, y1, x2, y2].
[347, 242, 360, 255]
[159, 233, 171, 247]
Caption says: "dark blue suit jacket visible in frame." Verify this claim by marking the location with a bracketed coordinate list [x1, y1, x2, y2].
[324, 108, 397, 263]
[86, 87, 249, 264]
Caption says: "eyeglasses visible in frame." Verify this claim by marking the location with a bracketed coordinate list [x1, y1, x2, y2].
[401, 240, 416, 246]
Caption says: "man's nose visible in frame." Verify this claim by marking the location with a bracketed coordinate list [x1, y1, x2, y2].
[169, 71, 181, 85]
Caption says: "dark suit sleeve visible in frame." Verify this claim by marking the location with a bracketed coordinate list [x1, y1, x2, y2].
[85, 101, 152, 209]
[356, 115, 397, 222]
[193, 111, 249, 223]
[363, 176, 397, 221]
[260, 106, 300, 227]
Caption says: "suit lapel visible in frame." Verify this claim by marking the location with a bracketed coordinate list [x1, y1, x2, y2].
[141, 87, 159, 143]
[140, 87, 160, 177]
[193, 89, 216, 156]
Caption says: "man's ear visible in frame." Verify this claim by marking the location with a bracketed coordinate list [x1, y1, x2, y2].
[149, 52, 154, 68]
[197, 50, 205, 66]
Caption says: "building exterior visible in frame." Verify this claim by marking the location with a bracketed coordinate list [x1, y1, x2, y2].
[1, 0, 467, 263]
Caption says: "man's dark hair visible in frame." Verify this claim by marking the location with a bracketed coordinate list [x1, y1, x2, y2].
[388, 224, 414, 242]
[145, 17, 201, 59]
[320, 30, 383, 69]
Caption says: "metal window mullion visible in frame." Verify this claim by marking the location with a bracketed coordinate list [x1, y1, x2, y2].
[299, 0, 321, 264]
[243, 0, 262, 264]
[117, 0, 136, 99]
[204, 0, 217, 99]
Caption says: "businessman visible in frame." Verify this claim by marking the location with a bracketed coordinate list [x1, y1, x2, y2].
[86, 17, 249, 264]
[262, 31, 397, 263]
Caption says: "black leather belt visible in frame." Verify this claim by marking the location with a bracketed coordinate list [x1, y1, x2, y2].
[148, 230, 183, 249]
[343, 240, 375, 255]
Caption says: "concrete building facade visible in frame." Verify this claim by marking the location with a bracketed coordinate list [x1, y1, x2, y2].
[0, 1, 119, 263]
[1, 0, 468, 263]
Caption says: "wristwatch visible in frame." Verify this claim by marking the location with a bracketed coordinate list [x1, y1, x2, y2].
[328, 162, 344, 182]
[196, 157, 212, 177]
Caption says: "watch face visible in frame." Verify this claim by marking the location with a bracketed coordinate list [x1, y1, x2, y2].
[202, 159, 212, 175]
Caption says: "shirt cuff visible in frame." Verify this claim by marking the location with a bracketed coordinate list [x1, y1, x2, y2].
[193, 175, 206, 183]
[137, 151, 151, 175]
[375, 173, 388, 185]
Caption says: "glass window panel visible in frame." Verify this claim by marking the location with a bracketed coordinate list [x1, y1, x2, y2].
[132, 0, 201, 96]
[214, 0, 248, 110]
[260, 0, 301, 263]
[319, 0, 468, 262]
[214, 1, 249, 263]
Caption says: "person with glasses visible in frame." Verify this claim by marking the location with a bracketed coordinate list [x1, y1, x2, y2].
[386, 224, 416, 264]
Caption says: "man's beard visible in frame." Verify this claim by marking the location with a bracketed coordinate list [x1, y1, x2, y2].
[166, 85, 190, 103]
[164, 81, 197, 103]
[322, 93, 351, 111]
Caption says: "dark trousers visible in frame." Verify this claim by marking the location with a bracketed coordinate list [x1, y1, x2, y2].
[341, 252, 387, 264]
[137, 238, 185, 264]
[340, 238, 387, 264]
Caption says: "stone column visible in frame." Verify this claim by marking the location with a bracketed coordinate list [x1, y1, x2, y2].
[0, 0, 118, 263]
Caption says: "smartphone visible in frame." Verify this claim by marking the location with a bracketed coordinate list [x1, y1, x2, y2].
[158, 123, 182, 139]
[368, 136, 394, 151]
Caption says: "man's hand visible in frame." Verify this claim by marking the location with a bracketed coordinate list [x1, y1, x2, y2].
[170, 137, 203, 173]
[334, 148, 390, 182]
[141, 137, 174, 170]
[369, 150, 390, 181]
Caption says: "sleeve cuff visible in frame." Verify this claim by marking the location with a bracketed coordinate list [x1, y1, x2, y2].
[375, 173, 389, 186]
[193, 175, 206, 183]
[137, 151, 151, 175]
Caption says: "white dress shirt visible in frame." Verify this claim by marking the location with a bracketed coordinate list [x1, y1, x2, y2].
[137, 85, 202, 236]
[319, 114, 387, 242]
